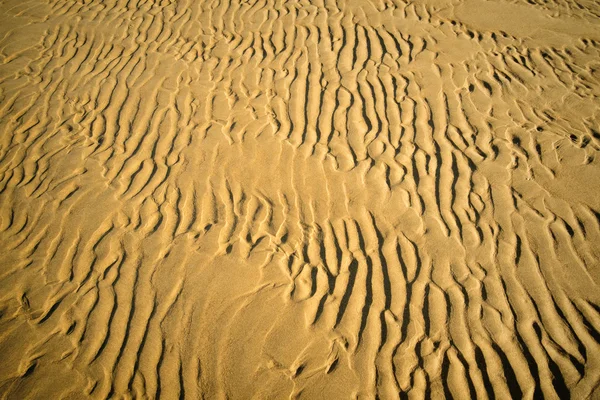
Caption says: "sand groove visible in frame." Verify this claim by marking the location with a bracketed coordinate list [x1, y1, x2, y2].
[1, 0, 600, 398]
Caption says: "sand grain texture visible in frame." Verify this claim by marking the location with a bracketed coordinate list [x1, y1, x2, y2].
[1, 0, 600, 398]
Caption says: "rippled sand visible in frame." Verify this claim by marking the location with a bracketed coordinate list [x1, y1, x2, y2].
[1, 0, 600, 398]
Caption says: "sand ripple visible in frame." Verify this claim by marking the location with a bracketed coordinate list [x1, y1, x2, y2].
[1, 0, 600, 398]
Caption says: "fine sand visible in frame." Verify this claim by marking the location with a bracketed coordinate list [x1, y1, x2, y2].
[1, 0, 600, 398]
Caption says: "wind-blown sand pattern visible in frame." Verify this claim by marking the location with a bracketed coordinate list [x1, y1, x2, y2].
[1, 0, 600, 398]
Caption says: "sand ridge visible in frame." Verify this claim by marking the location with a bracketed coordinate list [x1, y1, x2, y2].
[0, 0, 600, 398]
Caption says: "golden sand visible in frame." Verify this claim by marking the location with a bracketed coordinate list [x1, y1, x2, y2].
[1, 0, 600, 398]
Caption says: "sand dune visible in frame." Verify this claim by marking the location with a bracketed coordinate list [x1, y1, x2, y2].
[1, 0, 600, 398]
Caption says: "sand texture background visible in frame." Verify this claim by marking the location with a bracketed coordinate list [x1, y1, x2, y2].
[1, 0, 600, 398]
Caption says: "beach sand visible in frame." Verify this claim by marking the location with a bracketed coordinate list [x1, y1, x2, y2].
[1, 0, 600, 398]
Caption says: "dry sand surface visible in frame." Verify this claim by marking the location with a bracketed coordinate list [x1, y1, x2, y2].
[1, 0, 600, 398]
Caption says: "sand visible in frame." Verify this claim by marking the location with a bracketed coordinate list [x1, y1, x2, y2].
[0, 0, 600, 398]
